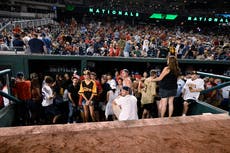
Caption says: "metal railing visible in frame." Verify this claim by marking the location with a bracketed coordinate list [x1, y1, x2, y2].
[196, 71, 230, 94]
[0, 18, 57, 32]
[0, 69, 21, 127]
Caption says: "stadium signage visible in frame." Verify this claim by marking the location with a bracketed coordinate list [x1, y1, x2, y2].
[89, 7, 139, 17]
[187, 16, 229, 23]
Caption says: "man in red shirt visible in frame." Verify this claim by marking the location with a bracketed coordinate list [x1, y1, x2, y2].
[14, 72, 31, 125]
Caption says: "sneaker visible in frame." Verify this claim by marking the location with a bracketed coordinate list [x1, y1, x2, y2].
[182, 114, 186, 117]
[53, 114, 62, 124]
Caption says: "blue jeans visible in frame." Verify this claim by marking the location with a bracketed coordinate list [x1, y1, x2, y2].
[68, 101, 78, 123]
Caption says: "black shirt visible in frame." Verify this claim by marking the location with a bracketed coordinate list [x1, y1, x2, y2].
[68, 83, 80, 103]
[160, 71, 177, 90]
[28, 38, 45, 53]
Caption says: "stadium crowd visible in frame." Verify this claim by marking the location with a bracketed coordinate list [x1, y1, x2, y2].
[0, 65, 229, 126]
[0, 17, 229, 60]
[0, 17, 229, 126]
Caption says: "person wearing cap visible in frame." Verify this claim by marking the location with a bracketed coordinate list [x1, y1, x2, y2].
[78, 70, 97, 122]
[151, 56, 181, 118]
[112, 86, 138, 121]
[182, 71, 204, 116]
[67, 75, 81, 123]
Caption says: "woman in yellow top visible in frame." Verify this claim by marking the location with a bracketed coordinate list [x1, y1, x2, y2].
[78, 70, 97, 122]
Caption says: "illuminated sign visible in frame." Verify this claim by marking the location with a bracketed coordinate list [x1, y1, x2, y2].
[88, 8, 139, 17]
[187, 16, 229, 23]
[149, 13, 178, 20]
[216, 14, 230, 18]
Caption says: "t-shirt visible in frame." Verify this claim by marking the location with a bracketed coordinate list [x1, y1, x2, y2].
[222, 85, 230, 99]
[115, 95, 138, 121]
[15, 80, 31, 100]
[68, 83, 80, 103]
[183, 78, 204, 101]
[140, 78, 157, 105]
[42, 84, 53, 107]
[28, 38, 45, 53]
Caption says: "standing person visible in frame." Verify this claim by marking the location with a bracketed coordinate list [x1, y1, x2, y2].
[14, 72, 31, 125]
[112, 86, 138, 121]
[28, 33, 46, 54]
[123, 37, 134, 57]
[182, 71, 204, 116]
[99, 74, 111, 121]
[30, 73, 42, 125]
[67, 75, 81, 123]
[41, 33, 52, 54]
[105, 83, 119, 121]
[78, 70, 97, 122]
[90, 72, 102, 122]
[121, 69, 132, 89]
[13, 34, 25, 51]
[151, 56, 181, 117]
[138, 70, 157, 119]
[41, 76, 59, 124]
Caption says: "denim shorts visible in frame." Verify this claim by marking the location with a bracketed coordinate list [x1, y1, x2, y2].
[82, 100, 94, 106]
[159, 88, 177, 98]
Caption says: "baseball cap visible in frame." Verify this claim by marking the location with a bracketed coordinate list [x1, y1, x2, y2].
[190, 71, 197, 75]
[16, 72, 24, 78]
[123, 69, 129, 74]
[122, 86, 130, 92]
[72, 74, 80, 80]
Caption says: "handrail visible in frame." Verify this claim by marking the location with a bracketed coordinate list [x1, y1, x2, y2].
[0, 18, 56, 32]
[0, 21, 11, 32]
[201, 81, 230, 94]
[196, 71, 230, 94]
[0, 69, 11, 75]
[0, 69, 12, 95]
[197, 71, 230, 81]
[0, 91, 21, 104]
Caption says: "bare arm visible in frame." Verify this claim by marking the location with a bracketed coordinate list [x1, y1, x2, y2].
[106, 91, 110, 102]
[68, 92, 76, 106]
[152, 67, 170, 82]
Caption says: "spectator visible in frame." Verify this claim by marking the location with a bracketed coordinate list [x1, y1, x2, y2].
[67, 75, 81, 123]
[105, 82, 119, 120]
[41, 76, 61, 124]
[78, 70, 97, 122]
[182, 71, 204, 116]
[13, 34, 25, 51]
[0, 34, 9, 51]
[138, 70, 157, 119]
[14, 72, 31, 125]
[41, 33, 52, 54]
[151, 56, 181, 117]
[112, 86, 138, 121]
[28, 33, 46, 54]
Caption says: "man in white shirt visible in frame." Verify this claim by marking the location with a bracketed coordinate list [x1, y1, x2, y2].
[112, 86, 138, 121]
[182, 72, 204, 116]
[220, 85, 230, 110]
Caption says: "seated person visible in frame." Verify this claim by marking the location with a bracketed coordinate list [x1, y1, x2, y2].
[182, 71, 204, 116]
